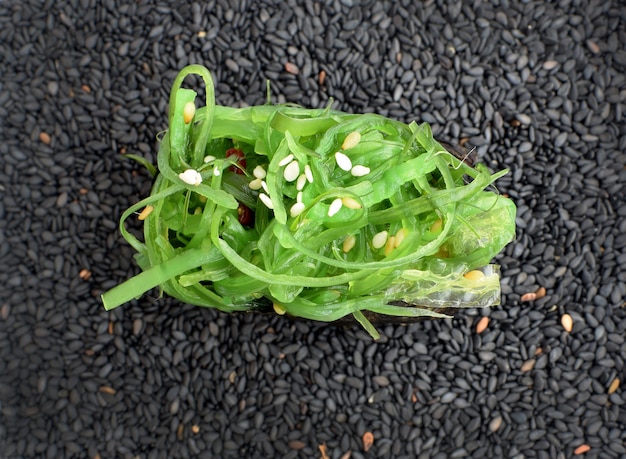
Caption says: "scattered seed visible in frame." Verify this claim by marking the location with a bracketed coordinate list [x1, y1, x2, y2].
[284, 62, 299, 75]
[342, 131, 361, 150]
[372, 231, 388, 249]
[191, 425, 200, 434]
[341, 196, 361, 209]
[335, 152, 353, 171]
[273, 303, 286, 315]
[0, 304, 8, 321]
[476, 316, 489, 334]
[535, 286, 546, 299]
[394, 228, 408, 247]
[283, 160, 300, 182]
[520, 359, 536, 372]
[574, 444, 590, 455]
[561, 313, 573, 332]
[39, 132, 51, 144]
[608, 378, 620, 395]
[586, 40, 600, 54]
[290, 202, 305, 218]
[213, 167, 221, 176]
[362, 432, 374, 452]
[253, 165, 267, 179]
[304, 164, 314, 183]
[288, 440, 306, 450]
[464, 270, 485, 281]
[203, 155, 216, 163]
[138, 205, 154, 220]
[543, 60, 558, 70]
[278, 153, 294, 167]
[259, 193, 274, 209]
[98, 386, 116, 395]
[328, 198, 343, 217]
[515, 113, 532, 125]
[343, 235, 356, 253]
[489, 416, 503, 432]
[430, 220, 443, 232]
[79, 269, 92, 280]
[261, 180, 269, 194]
[183, 101, 195, 123]
[296, 174, 307, 191]
[350, 165, 370, 177]
[319, 70, 326, 85]
[178, 169, 202, 186]
[521, 292, 537, 302]
[248, 178, 263, 190]
[384, 236, 396, 256]
[296, 191, 303, 203]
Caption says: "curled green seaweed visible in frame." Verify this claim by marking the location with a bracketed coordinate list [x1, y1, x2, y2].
[101, 65, 516, 339]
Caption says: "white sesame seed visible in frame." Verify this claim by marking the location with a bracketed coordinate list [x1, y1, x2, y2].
[394, 228, 408, 247]
[278, 153, 294, 167]
[296, 174, 307, 191]
[384, 236, 396, 256]
[296, 191, 303, 203]
[283, 160, 300, 182]
[328, 198, 343, 217]
[342, 131, 361, 150]
[341, 196, 362, 209]
[138, 205, 154, 221]
[290, 202, 306, 218]
[213, 167, 221, 176]
[304, 164, 314, 183]
[261, 180, 269, 194]
[273, 303, 286, 315]
[253, 165, 267, 179]
[342, 235, 356, 253]
[372, 230, 388, 249]
[334, 152, 352, 171]
[248, 178, 263, 190]
[183, 101, 196, 124]
[203, 155, 216, 163]
[351, 165, 370, 177]
[179, 169, 202, 186]
[259, 193, 274, 209]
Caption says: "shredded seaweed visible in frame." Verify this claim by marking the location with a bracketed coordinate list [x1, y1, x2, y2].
[101, 65, 517, 338]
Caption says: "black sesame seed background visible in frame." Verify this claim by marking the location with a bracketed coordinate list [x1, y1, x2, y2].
[1, 0, 625, 458]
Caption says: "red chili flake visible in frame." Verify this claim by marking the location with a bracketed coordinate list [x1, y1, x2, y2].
[237, 203, 254, 227]
[225, 148, 246, 174]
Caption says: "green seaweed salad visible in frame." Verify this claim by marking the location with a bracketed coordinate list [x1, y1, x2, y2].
[101, 64, 516, 339]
